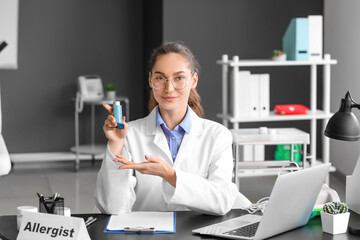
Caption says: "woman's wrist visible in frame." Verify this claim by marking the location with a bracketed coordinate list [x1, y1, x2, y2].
[108, 138, 125, 156]
[164, 168, 177, 188]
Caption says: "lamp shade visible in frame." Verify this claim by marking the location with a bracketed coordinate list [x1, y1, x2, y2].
[325, 111, 360, 141]
[325, 91, 360, 141]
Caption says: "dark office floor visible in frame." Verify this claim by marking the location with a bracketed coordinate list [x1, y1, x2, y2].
[0, 161, 101, 215]
[0, 161, 345, 215]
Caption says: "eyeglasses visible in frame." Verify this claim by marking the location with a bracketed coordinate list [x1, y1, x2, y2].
[151, 73, 193, 90]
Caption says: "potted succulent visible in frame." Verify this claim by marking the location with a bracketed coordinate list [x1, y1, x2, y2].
[106, 83, 116, 100]
[272, 49, 286, 61]
[321, 201, 350, 235]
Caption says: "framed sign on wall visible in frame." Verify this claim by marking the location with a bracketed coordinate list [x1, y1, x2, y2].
[0, 0, 19, 69]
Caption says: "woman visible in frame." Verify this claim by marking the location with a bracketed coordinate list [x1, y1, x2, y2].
[95, 41, 250, 215]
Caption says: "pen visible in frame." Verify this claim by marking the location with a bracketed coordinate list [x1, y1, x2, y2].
[85, 217, 97, 227]
[36, 193, 52, 213]
[52, 192, 59, 202]
[36, 192, 43, 201]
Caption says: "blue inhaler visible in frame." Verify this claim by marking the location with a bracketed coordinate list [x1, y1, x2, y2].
[113, 101, 124, 129]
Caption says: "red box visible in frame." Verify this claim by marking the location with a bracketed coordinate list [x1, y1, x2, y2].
[274, 104, 309, 115]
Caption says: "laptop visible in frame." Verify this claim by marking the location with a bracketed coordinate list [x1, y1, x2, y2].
[193, 163, 331, 239]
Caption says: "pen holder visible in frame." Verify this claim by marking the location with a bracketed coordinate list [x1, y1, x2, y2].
[39, 197, 64, 215]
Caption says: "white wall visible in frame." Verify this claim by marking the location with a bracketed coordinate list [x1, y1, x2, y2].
[325, 0, 360, 175]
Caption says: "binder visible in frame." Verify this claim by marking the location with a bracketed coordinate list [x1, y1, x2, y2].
[104, 211, 176, 234]
[239, 145, 264, 162]
[230, 70, 251, 118]
[258, 74, 270, 117]
[249, 74, 260, 117]
[254, 144, 265, 162]
[238, 145, 254, 162]
[308, 15, 323, 60]
[282, 18, 309, 61]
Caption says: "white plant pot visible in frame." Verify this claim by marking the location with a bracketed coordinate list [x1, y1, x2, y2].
[106, 91, 116, 100]
[272, 53, 287, 61]
[321, 211, 350, 235]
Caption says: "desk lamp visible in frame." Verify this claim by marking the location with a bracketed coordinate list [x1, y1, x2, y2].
[324, 91, 360, 234]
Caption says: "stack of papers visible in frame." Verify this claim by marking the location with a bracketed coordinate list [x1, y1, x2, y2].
[105, 211, 176, 233]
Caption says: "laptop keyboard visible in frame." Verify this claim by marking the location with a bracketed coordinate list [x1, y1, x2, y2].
[223, 222, 259, 238]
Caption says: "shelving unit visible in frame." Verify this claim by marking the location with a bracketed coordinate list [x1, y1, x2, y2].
[217, 54, 337, 173]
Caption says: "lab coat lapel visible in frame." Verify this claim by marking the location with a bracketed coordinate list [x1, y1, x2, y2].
[153, 127, 173, 165]
[145, 108, 173, 165]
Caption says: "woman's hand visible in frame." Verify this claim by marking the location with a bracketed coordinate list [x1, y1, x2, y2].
[103, 104, 128, 155]
[114, 154, 177, 187]
[103, 104, 128, 140]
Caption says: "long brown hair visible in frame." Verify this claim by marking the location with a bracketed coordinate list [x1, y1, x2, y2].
[148, 41, 204, 117]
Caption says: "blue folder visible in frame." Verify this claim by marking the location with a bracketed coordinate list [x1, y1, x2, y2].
[282, 18, 309, 61]
[104, 212, 176, 234]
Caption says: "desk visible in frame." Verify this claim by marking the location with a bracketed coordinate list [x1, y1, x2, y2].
[1, 210, 360, 239]
[72, 93, 130, 171]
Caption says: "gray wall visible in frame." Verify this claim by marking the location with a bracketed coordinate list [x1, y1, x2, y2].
[325, 0, 360, 175]
[163, 0, 323, 156]
[0, 0, 144, 153]
[163, 0, 323, 119]
[0, 0, 324, 156]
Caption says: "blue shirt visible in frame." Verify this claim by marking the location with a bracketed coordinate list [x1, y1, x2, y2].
[155, 106, 192, 162]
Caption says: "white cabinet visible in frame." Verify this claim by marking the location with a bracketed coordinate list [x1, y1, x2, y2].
[217, 54, 337, 171]
[231, 128, 310, 188]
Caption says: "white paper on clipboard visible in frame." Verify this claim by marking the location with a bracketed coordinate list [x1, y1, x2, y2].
[106, 211, 175, 232]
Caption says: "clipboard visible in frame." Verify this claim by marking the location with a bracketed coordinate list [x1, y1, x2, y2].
[104, 211, 176, 234]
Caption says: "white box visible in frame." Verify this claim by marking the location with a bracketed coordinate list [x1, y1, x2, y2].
[308, 15, 323, 60]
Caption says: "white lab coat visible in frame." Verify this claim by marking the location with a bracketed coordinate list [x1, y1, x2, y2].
[95, 107, 251, 215]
